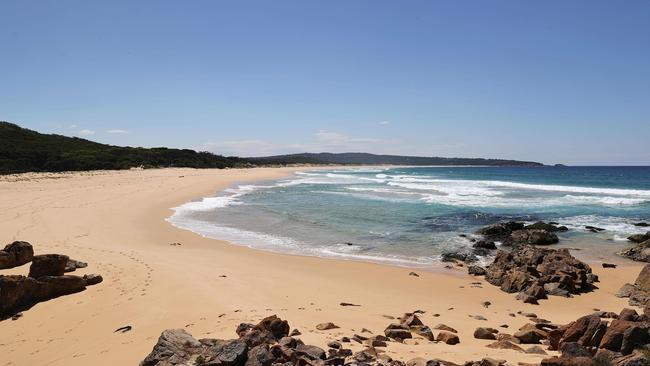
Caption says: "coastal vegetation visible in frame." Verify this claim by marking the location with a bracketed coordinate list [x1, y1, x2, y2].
[0, 121, 543, 174]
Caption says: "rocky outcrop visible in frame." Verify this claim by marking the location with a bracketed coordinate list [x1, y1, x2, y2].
[29, 254, 69, 278]
[477, 221, 561, 247]
[616, 264, 650, 307]
[65, 259, 88, 273]
[0, 241, 34, 269]
[524, 222, 568, 232]
[383, 313, 437, 342]
[618, 240, 650, 263]
[628, 232, 650, 244]
[0, 241, 103, 318]
[476, 221, 525, 240]
[541, 308, 650, 366]
[479, 245, 596, 304]
[0, 274, 102, 317]
[142, 316, 508, 366]
[503, 230, 559, 246]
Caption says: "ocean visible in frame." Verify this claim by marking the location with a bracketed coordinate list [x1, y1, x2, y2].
[168, 166, 650, 268]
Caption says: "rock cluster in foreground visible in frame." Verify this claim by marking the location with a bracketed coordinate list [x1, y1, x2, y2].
[142, 315, 508, 366]
[616, 264, 650, 307]
[0, 241, 102, 318]
[540, 308, 650, 366]
[618, 231, 650, 263]
[472, 245, 597, 304]
[477, 221, 563, 246]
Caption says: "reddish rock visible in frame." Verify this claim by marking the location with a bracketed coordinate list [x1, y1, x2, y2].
[0, 241, 34, 269]
[436, 331, 460, 345]
[28, 254, 69, 278]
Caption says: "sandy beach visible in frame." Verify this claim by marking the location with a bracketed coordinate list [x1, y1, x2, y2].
[0, 167, 644, 366]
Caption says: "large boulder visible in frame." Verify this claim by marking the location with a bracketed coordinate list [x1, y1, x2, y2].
[0, 241, 34, 269]
[558, 314, 607, 348]
[29, 254, 69, 278]
[140, 329, 202, 366]
[619, 240, 650, 262]
[525, 222, 568, 232]
[628, 232, 650, 244]
[476, 222, 524, 240]
[0, 274, 88, 316]
[142, 316, 350, 366]
[482, 246, 595, 303]
[503, 229, 559, 246]
[547, 308, 650, 359]
[616, 264, 650, 307]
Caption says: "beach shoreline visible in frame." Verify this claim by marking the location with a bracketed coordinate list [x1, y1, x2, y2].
[0, 167, 644, 365]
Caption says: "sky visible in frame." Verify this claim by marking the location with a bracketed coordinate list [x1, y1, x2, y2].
[1, 1, 649, 165]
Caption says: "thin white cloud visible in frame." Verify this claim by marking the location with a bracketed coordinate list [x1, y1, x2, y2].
[107, 129, 129, 134]
[378, 121, 390, 125]
[77, 129, 95, 136]
[200, 130, 390, 157]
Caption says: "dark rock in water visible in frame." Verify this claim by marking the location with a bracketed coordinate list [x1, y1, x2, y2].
[468, 265, 486, 276]
[473, 240, 497, 250]
[602, 263, 617, 268]
[627, 232, 650, 243]
[440, 251, 478, 263]
[619, 240, 650, 263]
[634, 222, 649, 227]
[483, 246, 595, 303]
[585, 226, 605, 232]
[477, 221, 524, 240]
[409, 272, 419, 277]
[525, 221, 568, 232]
[0, 241, 34, 269]
[29, 254, 69, 278]
[64, 259, 88, 273]
[503, 229, 559, 246]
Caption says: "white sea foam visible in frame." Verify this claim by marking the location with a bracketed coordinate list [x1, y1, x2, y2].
[167, 167, 649, 269]
[557, 215, 650, 234]
[383, 175, 650, 197]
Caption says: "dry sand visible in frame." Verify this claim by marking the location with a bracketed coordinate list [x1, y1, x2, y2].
[0, 167, 644, 366]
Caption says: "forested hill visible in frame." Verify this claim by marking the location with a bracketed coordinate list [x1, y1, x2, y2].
[0, 122, 544, 174]
[0, 122, 251, 174]
[251, 152, 544, 167]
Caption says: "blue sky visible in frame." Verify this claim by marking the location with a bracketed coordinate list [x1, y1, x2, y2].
[1, 1, 649, 165]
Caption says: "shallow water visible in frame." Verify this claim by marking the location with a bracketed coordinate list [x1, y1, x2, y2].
[168, 166, 650, 268]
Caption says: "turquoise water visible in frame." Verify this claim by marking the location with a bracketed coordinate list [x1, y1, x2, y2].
[169, 166, 650, 268]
